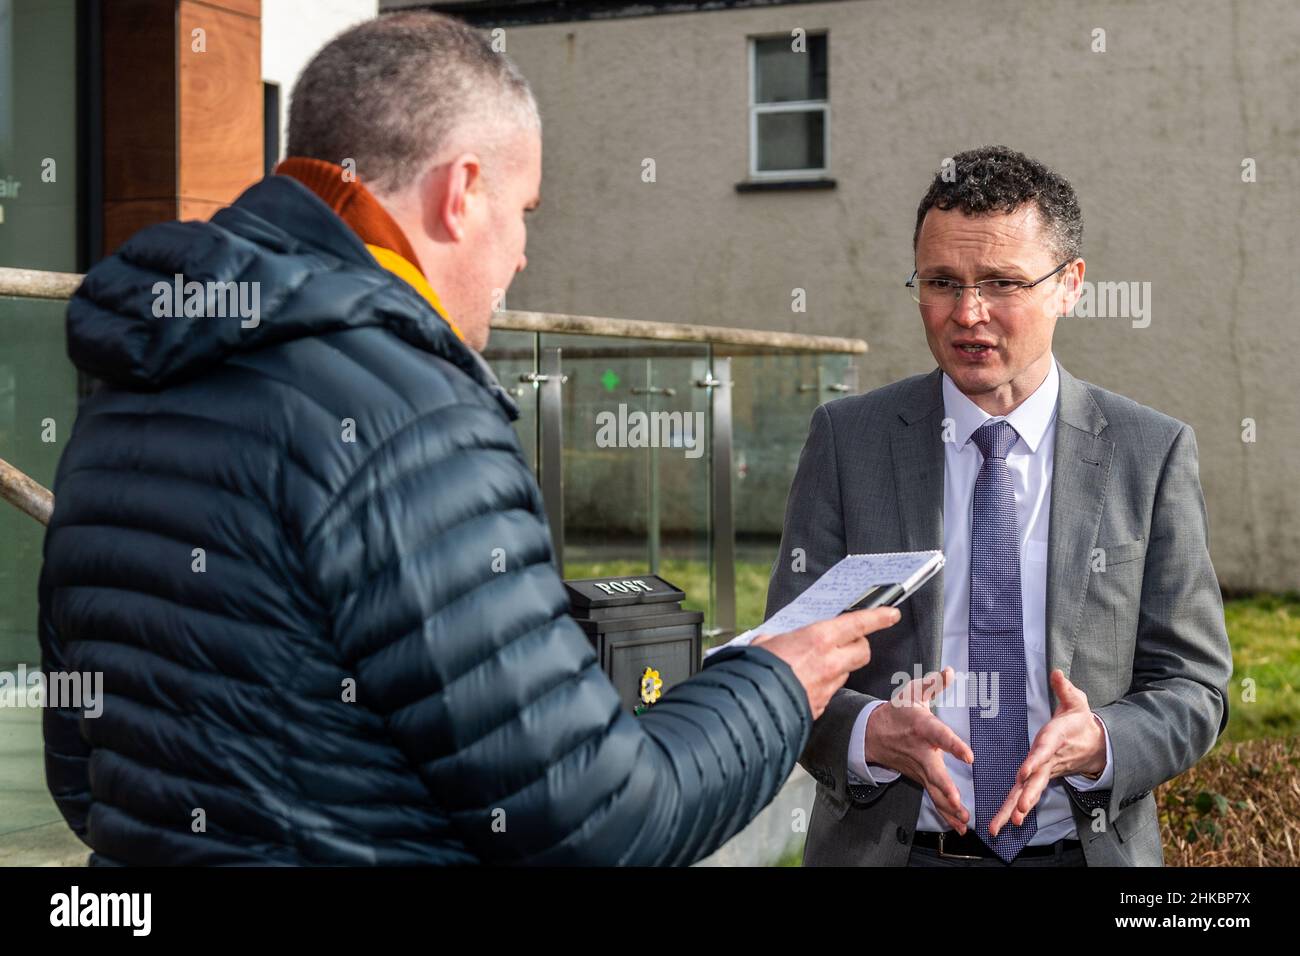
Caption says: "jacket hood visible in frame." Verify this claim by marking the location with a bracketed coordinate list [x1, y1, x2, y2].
[67, 175, 518, 419]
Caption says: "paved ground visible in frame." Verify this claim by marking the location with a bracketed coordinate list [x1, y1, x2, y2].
[0, 704, 86, 865]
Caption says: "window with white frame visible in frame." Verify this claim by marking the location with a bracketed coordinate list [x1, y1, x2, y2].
[748, 32, 828, 179]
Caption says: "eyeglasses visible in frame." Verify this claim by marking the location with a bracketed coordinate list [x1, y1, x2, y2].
[906, 261, 1071, 308]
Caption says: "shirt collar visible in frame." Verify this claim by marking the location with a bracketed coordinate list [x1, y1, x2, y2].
[941, 356, 1060, 454]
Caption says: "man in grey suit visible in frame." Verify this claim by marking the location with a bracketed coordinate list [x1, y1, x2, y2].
[767, 146, 1233, 867]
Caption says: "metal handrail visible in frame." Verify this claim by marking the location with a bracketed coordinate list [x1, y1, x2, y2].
[0, 266, 868, 354]
[0, 267, 82, 300]
[0, 263, 868, 594]
[0, 457, 52, 526]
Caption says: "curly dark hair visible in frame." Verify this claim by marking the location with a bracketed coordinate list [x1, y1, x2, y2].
[912, 146, 1082, 263]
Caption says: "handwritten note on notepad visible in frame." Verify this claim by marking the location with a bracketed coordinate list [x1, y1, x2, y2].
[707, 551, 943, 656]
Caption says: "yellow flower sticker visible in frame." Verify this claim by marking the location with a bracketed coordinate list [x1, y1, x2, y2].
[639, 666, 663, 706]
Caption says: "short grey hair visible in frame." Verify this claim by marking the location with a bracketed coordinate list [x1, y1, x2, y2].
[287, 12, 540, 195]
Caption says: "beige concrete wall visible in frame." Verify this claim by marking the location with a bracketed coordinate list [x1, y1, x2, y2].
[494, 0, 1300, 591]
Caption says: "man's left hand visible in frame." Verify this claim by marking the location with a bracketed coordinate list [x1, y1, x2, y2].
[989, 669, 1107, 837]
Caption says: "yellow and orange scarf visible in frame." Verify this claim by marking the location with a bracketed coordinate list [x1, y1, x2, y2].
[274, 157, 465, 343]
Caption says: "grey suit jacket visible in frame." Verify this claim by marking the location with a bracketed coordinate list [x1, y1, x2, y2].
[765, 363, 1233, 866]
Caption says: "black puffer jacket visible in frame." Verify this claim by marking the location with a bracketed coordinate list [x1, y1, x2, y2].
[38, 175, 810, 865]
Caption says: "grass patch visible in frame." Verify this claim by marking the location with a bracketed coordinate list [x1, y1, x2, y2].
[773, 840, 806, 867]
[1220, 592, 1300, 742]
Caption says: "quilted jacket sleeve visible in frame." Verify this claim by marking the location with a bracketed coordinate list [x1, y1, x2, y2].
[37, 556, 92, 843]
[307, 399, 811, 865]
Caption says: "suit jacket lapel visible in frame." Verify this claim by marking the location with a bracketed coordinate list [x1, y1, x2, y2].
[1046, 364, 1114, 693]
[891, 369, 946, 674]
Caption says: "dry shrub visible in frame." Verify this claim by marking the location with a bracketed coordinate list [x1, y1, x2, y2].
[1157, 737, 1300, 866]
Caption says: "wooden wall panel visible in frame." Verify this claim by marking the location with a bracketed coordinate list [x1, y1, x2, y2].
[177, 0, 263, 207]
[189, 0, 262, 19]
[103, 200, 178, 259]
[178, 199, 227, 223]
[101, 0, 176, 245]
[100, 0, 262, 254]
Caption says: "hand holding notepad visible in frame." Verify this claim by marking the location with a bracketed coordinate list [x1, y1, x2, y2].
[708, 551, 944, 656]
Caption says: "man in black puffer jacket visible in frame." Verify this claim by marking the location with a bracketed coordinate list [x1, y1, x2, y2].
[38, 12, 898, 865]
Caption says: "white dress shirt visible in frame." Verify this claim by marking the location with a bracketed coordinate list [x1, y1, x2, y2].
[846, 357, 1113, 844]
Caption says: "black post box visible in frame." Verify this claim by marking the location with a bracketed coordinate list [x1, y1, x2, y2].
[564, 575, 703, 714]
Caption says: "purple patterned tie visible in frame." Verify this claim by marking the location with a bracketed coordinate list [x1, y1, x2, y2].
[968, 420, 1037, 862]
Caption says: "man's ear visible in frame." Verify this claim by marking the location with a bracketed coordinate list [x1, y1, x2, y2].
[434, 152, 484, 242]
[1059, 258, 1086, 316]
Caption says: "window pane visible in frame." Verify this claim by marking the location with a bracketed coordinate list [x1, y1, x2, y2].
[0, 296, 76, 670]
[0, 0, 79, 271]
[756, 110, 825, 172]
[480, 329, 538, 471]
[754, 33, 827, 104]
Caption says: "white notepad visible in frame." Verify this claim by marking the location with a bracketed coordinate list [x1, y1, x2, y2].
[707, 550, 944, 656]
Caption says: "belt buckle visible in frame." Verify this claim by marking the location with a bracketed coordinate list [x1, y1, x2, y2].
[937, 832, 985, 861]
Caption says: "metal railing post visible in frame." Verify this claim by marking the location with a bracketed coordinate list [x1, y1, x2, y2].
[700, 356, 735, 641]
[535, 346, 566, 571]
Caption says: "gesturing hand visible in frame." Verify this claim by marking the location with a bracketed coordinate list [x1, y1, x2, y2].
[989, 669, 1107, 837]
[865, 666, 975, 834]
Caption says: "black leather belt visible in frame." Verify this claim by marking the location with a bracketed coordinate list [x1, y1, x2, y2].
[911, 829, 1081, 860]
